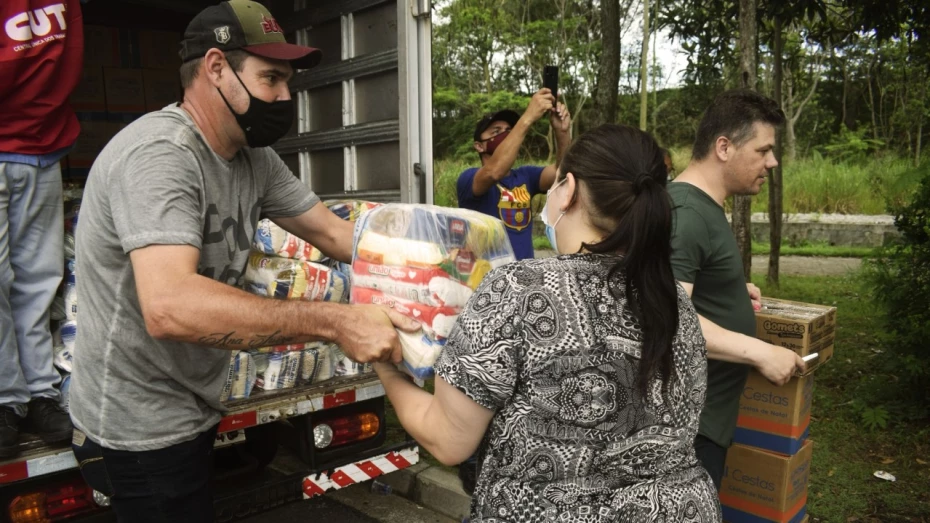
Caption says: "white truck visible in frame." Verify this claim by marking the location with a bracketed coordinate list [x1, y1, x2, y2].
[0, 0, 433, 520]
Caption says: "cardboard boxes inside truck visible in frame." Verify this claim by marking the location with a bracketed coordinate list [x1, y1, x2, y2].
[64, 26, 182, 179]
[720, 441, 812, 523]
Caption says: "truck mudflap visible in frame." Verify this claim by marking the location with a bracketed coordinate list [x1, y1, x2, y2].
[301, 444, 419, 498]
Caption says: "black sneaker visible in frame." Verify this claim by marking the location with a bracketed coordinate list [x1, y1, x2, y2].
[0, 406, 21, 459]
[23, 398, 72, 444]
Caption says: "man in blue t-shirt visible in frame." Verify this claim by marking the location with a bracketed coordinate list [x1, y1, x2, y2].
[457, 89, 572, 260]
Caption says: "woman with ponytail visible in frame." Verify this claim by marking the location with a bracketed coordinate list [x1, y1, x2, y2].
[376, 124, 721, 522]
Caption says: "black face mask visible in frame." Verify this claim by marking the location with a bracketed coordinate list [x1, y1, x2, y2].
[217, 69, 293, 148]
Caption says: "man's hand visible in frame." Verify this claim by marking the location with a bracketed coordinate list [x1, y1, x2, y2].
[522, 89, 556, 124]
[550, 102, 571, 135]
[756, 345, 806, 386]
[335, 305, 420, 364]
[747, 283, 762, 311]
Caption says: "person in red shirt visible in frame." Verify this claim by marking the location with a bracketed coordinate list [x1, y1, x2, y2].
[0, 0, 83, 457]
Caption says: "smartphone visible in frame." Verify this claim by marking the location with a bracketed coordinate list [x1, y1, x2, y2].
[543, 65, 558, 107]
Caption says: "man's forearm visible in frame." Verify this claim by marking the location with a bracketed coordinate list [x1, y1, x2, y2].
[148, 273, 345, 350]
[698, 314, 767, 366]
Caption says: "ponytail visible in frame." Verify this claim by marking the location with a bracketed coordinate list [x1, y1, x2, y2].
[564, 124, 679, 396]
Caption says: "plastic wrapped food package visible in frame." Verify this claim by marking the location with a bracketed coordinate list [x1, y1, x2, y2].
[53, 320, 76, 373]
[252, 219, 326, 262]
[332, 346, 373, 377]
[351, 204, 515, 378]
[253, 352, 302, 391]
[243, 253, 349, 303]
[300, 343, 336, 384]
[325, 200, 382, 223]
[221, 351, 256, 401]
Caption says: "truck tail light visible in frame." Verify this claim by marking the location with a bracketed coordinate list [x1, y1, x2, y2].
[9, 481, 98, 523]
[313, 412, 380, 449]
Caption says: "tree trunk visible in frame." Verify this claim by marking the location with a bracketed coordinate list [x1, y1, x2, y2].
[916, 117, 923, 167]
[651, 0, 659, 133]
[733, 0, 757, 282]
[589, 0, 621, 129]
[768, 15, 785, 287]
[639, 0, 650, 131]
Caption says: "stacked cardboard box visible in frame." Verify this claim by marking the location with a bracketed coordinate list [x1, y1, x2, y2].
[64, 26, 182, 180]
[720, 298, 836, 523]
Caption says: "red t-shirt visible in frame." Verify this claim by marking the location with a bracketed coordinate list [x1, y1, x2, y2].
[0, 0, 84, 155]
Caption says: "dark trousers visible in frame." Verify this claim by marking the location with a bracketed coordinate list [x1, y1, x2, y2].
[694, 434, 728, 490]
[72, 426, 218, 523]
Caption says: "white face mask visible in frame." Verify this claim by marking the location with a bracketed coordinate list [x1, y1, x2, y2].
[540, 177, 567, 253]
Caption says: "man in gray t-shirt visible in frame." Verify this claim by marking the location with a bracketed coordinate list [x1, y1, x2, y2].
[69, 2, 416, 521]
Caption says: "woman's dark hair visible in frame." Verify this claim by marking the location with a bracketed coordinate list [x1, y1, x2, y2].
[558, 123, 678, 395]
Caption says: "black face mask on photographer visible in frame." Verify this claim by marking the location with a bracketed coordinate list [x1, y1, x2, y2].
[217, 67, 293, 148]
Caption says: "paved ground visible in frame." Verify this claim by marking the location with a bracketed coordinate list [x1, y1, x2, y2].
[749, 255, 861, 276]
[536, 250, 863, 277]
[236, 481, 457, 523]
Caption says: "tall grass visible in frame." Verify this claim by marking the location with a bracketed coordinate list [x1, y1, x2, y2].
[436, 150, 922, 216]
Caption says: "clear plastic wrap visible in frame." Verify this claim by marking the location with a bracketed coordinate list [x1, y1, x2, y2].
[252, 219, 326, 262]
[243, 253, 349, 303]
[221, 351, 256, 401]
[253, 352, 301, 391]
[351, 204, 515, 378]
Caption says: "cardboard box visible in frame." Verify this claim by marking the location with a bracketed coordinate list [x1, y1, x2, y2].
[69, 67, 107, 112]
[734, 371, 813, 455]
[720, 441, 812, 523]
[138, 30, 182, 70]
[143, 69, 181, 112]
[756, 298, 836, 373]
[70, 121, 122, 169]
[104, 68, 146, 113]
[82, 26, 121, 67]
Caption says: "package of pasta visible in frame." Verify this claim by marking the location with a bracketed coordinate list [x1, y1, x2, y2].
[221, 351, 256, 401]
[350, 287, 459, 339]
[252, 219, 326, 262]
[244, 253, 349, 303]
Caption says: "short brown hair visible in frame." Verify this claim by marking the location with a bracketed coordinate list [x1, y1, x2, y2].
[179, 49, 250, 90]
[692, 89, 786, 160]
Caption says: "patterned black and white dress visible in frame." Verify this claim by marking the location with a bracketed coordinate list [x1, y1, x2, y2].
[435, 254, 721, 522]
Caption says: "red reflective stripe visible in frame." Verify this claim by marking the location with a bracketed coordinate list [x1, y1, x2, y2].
[329, 470, 354, 488]
[219, 411, 258, 433]
[302, 478, 326, 498]
[356, 460, 384, 479]
[323, 390, 356, 409]
[384, 451, 411, 469]
[0, 460, 29, 484]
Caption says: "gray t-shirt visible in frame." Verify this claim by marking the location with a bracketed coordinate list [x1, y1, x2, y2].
[70, 105, 319, 451]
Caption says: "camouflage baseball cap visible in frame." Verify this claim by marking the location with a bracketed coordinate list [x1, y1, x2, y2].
[180, 0, 322, 69]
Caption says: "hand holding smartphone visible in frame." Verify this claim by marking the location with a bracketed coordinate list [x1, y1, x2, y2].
[543, 65, 558, 108]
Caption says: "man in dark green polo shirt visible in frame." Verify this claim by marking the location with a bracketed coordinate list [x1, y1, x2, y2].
[669, 89, 806, 489]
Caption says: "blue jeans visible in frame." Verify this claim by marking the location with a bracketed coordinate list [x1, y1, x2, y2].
[72, 426, 218, 522]
[0, 161, 64, 414]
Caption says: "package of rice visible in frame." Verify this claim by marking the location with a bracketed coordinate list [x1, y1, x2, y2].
[299, 343, 336, 384]
[253, 351, 302, 391]
[221, 351, 256, 401]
